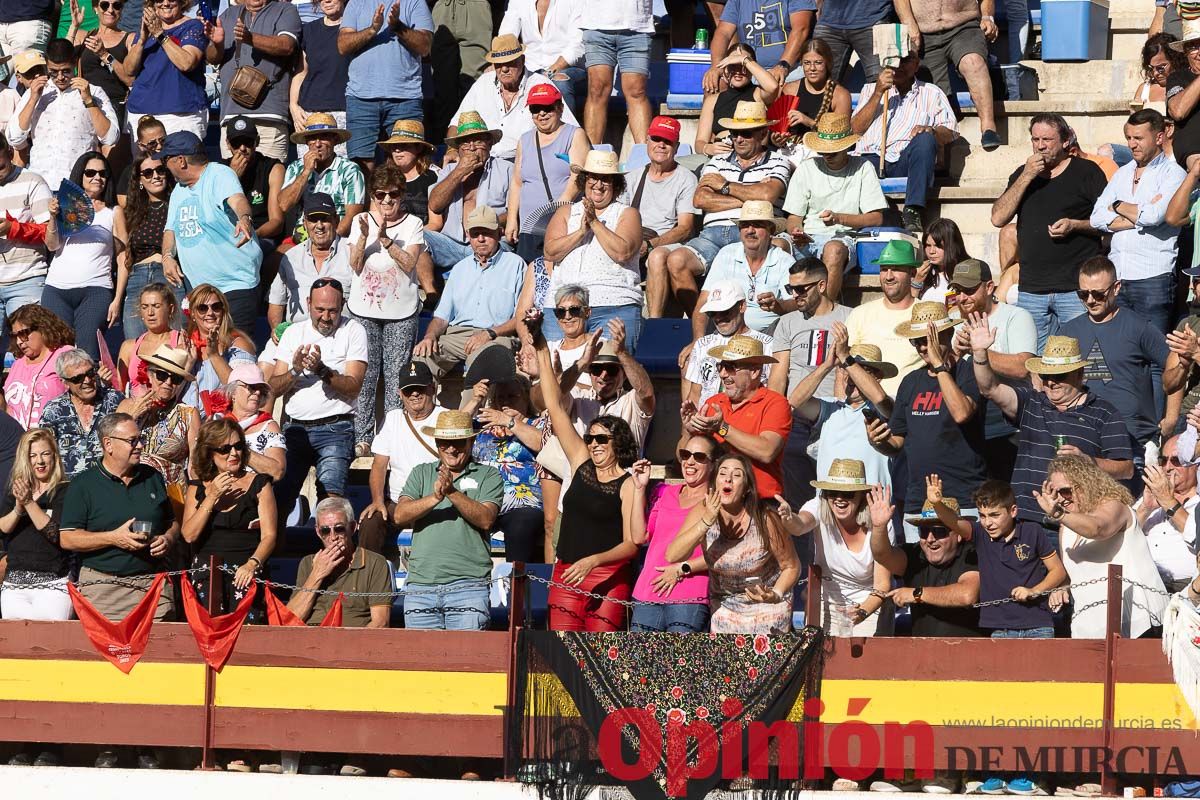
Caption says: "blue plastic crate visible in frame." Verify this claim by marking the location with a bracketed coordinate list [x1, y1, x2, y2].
[666, 92, 705, 110]
[1040, 0, 1108, 61]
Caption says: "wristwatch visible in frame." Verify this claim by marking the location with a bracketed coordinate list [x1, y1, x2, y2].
[1165, 502, 1184, 518]
[718, 182, 731, 196]
[680, 561, 693, 576]
[932, 364, 951, 375]
[777, 59, 792, 72]
[912, 587, 924, 604]
[717, 422, 729, 437]
[840, 355, 857, 369]
[486, 328, 498, 340]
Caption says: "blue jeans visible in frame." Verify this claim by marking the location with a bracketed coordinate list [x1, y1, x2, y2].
[582, 29, 651, 75]
[277, 418, 354, 523]
[403, 578, 490, 630]
[123, 260, 187, 339]
[540, 303, 643, 353]
[1118, 271, 1173, 416]
[424, 229, 513, 271]
[990, 626, 1054, 638]
[345, 96, 424, 161]
[1016, 290, 1088, 354]
[545, 66, 588, 121]
[682, 224, 741, 272]
[0, 273, 45, 328]
[861, 131, 937, 209]
[630, 602, 710, 632]
[40, 284, 113, 361]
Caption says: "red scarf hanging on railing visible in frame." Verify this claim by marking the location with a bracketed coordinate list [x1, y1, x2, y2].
[68, 574, 166, 674]
[264, 582, 343, 627]
[180, 578, 257, 671]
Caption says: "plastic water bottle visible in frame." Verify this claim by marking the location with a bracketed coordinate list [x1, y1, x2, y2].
[693, 28, 708, 50]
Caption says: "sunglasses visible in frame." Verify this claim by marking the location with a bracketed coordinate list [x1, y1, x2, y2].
[648, 136, 675, 145]
[238, 382, 268, 395]
[141, 136, 166, 151]
[107, 434, 143, 448]
[150, 367, 184, 385]
[139, 165, 167, 178]
[785, 280, 821, 296]
[312, 276, 344, 293]
[588, 364, 620, 377]
[10, 325, 36, 339]
[64, 368, 98, 385]
[582, 433, 612, 445]
[1163, 455, 1185, 467]
[213, 443, 242, 455]
[82, 168, 108, 179]
[529, 104, 557, 114]
[553, 305, 585, 319]
[318, 523, 349, 535]
[1052, 485, 1074, 500]
[373, 189, 403, 200]
[400, 385, 428, 396]
[824, 490, 860, 500]
[1150, 63, 1170, 73]
[920, 526, 951, 540]
[47, 67, 74, 78]
[193, 301, 224, 314]
[1075, 286, 1115, 303]
[97, 0, 124, 9]
[677, 448, 711, 464]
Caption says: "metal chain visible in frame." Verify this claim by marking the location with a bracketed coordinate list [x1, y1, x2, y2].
[216, 563, 510, 600]
[524, 571, 808, 609]
[2, 566, 207, 592]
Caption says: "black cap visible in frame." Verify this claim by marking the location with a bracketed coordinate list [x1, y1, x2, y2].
[399, 361, 435, 389]
[225, 115, 258, 142]
[303, 192, 337, 218]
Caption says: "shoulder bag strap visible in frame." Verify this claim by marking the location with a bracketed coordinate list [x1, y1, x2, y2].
[630, 168, 650, 210]
[234, 5, 287, 87]
[533, 130, 555, 203]
[404, 412, 440, 458]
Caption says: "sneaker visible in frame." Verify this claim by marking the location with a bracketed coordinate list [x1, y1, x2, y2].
[32, 752, 59, 767]
[924, 775, 961, 793]
[980, 778, 1008, 794]
[355, 442, 372, 459]
[902, 206, 924, 235]
[8, 753, 32, 767]
[981, 129, 1001, 151]
[871, 781, 904, 792]
[1007, 778, 1046, 795]
[339, 764, 367, 777]
[95, 750, 119, 769]
[137, 753, 161, 769]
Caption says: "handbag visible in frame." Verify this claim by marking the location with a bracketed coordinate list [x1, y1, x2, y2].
[226, 7, 277, 110]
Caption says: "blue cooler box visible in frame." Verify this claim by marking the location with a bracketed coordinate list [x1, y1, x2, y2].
[668, 48, 709, 95]
[856, 228, 920, 275]
[1040, 0, 1108, 61]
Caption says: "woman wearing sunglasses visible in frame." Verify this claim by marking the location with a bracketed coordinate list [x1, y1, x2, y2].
[222, 363, 285, 481]
[347, 163, 425, 457]
[67, 0, 135, 128]
[183, 417, 276, 623]
[695, 43, 780, 158]
[776, 458, 893, 636]
[118, 343, 200, 489]
[1132, 34, 1182, 117]
[124, 0, 209, 150]
[182, 283, 256, 418]
[630, 435, 720, 633]
[526, 310, 650, 632]
[4, 306, 75, 430]
[43, 151, 126, 363]
[115, 154, 180, 339]
[1036, 455, 1167, 639]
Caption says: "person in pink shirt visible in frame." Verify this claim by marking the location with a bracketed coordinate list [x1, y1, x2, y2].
[4, 306, 74, 429]
[630, 434, 720, 632]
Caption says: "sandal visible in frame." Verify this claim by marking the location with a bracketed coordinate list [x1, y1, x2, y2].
[833, 778, 861, 791]
[226, 759, 253, 773]
[1073, 785, 1102, 797]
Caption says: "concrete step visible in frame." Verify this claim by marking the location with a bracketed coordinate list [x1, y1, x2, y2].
[1025, 59, 1141, 98]
[957, 97, 1134, 150]
[1110, 12, 1156, 61]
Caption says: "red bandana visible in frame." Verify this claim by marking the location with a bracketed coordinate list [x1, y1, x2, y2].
[180, 578, 257, 672]
[68, 574, 166, 673]
[264, 582, 344, 627]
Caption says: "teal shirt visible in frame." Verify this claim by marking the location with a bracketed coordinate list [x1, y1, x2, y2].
[167, 162, 263, 291]
[60, 462, 176, 577]
[400, 461, 503, 586]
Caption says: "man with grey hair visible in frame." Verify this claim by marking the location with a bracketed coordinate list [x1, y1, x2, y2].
[288, 496, 393, 628]
[41, 348, 123, 477]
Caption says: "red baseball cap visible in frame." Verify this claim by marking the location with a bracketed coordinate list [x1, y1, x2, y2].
[527, 82, 563, 106]
[647, 116, 681, 143]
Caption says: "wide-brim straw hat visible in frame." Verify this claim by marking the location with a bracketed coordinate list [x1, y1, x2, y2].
[484, 33, 526, 64]
[1025, 335, 1086, 376]
[803, 112, 861, 154]
[737, 199, 785, 234]
[445, 111, 503, 147]
[420, 410, 478, 439]
[811, 458, 870, 492]
[893, 301, 963, 339]
[847, 344, 899, 379]
[378, 119, 434, 149]
[717, 100, 777, 131]
[142, 344, 196, 383]
[1172, 20, 1200, 50]
[905, 497, 977, 526]
[289, 112, 352, 145]
[706, 334, 777, 365]
[570, 150, 625, 176]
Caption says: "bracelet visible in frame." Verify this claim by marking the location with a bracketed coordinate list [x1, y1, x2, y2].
[700, 517, 716, 527]
[911, 280, 925, 290]
[974, 357, 989, 365]
[248, 556, 262, 569]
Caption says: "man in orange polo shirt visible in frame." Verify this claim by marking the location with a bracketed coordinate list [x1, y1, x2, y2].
[681, 335, 791, 499]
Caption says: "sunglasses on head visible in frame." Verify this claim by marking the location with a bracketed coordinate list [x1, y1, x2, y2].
[213, 443, 241, 455]
[588, 364, 620, 377]
[318, 523, 349, 535]
[150, 367, 184, 385]
[582, 433, 612, 445]
[920, 526, 951, 540]
[64, 368, 98, 385]
[554, 305, 585, 319]
[311, 276, 344, 294]
[1075, 286, 1115, 303]
[139, 165, 167, 178]
[677, 448, 711, 464]
[373, 189, 403, 200]
[785, 280, 821, 296]
[82, 168, 107, 179]
[193, 300, 224, 314]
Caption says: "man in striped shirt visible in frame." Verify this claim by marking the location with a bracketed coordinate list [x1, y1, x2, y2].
[967, 324, 1133, 537]
[0, 133, 52, 326]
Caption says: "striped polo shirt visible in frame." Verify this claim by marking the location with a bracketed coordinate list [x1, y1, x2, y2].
[699, 150, 793, 226]
[1010, 386, 1133, 524]
[0, 165, 51, 285]
[854, 80, 958, 163]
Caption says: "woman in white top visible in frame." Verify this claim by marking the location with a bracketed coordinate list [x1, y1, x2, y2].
[777, 458, 893, 636]
[347, 162, 425, 455]
[1037, 455, 1168, 639]
[543, 151, 645, 352]
[43, 151, 127, 363]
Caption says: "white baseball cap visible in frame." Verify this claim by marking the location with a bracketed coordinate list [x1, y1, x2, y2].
[700, 281, 747, 313]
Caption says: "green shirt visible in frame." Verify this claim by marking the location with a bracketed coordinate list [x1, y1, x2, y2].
[400, 460, 503, 586]
[295, 547, 394, 628]
[283, 155, 365, 241]
[60, 462, 176, 577]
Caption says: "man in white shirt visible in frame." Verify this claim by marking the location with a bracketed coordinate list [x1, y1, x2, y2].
[268, 278, 368, 523]
[498, 0, 586, 117]
[267, 193, 356, 339]
[1138, 435, 1200, 592]
[683, 280, 773, 406]
[359, 361, 447, 557]
[580, 1, 654, 145]
[7, 39, 119, 190]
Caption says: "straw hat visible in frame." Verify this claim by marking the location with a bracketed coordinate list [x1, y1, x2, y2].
[378, 119, 434, 150]
[142, 344, 196, 383]
[419, 410, 478, 439]
[1172, 20, 1200, 50]
[803, 113, 861, 154]
[1025, 336, 1086, 376]
[706, 334, 778, 365]
[591, 340, 623, 366]
[570, 150, 625, 176]
[289, 112, 352, 145]
[484, 33, 526, 64]
[810, 458, 870, 492]
[717, 100, 777, 131]
[905, 497, 976, 526]
[445, 111, 503, 147]
[846, 344, 899, 379]
[737, 200, 785, 233]
[893, 301, 963, 339]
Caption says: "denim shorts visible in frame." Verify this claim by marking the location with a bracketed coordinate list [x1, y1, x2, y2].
[630, 602, 710, 633]
[583, 29, 652, 75]
[799, 233, 858, 271]
[682, 224, 740, 272]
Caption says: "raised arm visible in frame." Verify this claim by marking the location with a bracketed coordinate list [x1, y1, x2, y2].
[338, 4, 385, 55]
[966, 312, 1019, 419]
[528, 311, 589, 471]
[867, 485, 907, 575]
[992, 155, 1044, 227]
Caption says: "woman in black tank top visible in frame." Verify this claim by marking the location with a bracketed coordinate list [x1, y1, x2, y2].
[696, 43, 782, 158]
[770, 39, 853, 148]
[528, 312, 652, 632]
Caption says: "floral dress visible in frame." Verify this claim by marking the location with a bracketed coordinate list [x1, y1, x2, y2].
[139, 402, 196, 488]
[472, 415, 549, 512]
[704, 516, 793, 635]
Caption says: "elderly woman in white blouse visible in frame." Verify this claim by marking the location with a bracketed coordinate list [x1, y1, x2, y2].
[542, 151, 644, 352]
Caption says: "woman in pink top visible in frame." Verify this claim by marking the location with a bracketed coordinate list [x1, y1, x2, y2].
[630, 435, 720, 632]
[4, 307, 75, 429]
